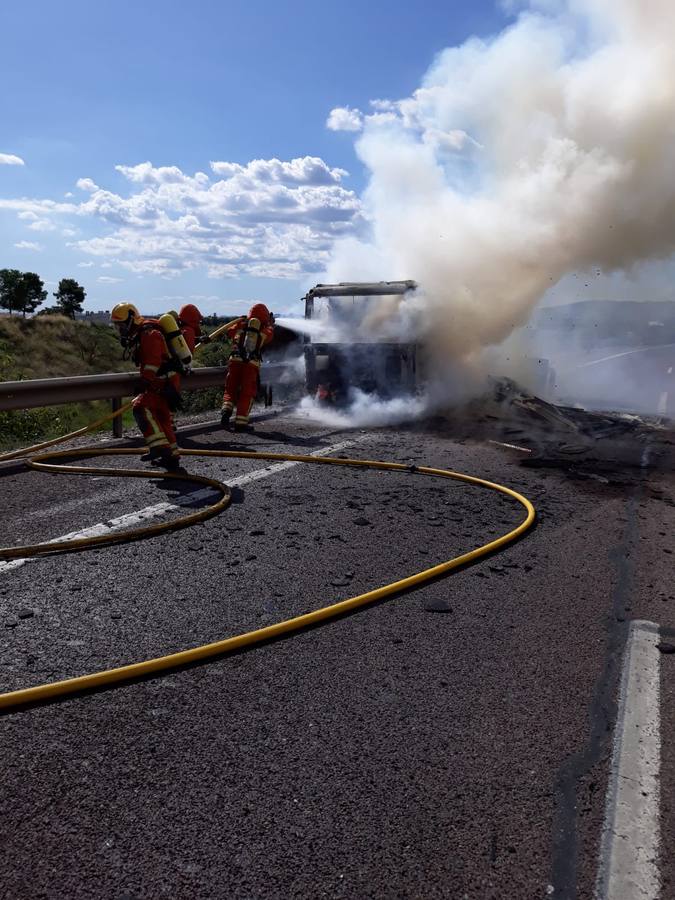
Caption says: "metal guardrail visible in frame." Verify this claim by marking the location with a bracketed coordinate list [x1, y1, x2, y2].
[0, 363, 290, 437]
[0, 367, 228, 411]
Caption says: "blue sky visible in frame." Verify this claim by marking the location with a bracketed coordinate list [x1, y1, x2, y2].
[0, 0, 510, 315]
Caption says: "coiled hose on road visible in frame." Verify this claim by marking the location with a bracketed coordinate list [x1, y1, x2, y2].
[0, 407, 536, 711]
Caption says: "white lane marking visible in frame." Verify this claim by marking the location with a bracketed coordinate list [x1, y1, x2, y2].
[575, 343, 675, 369]
[0, 439, 357, 575]
[595, 620, 661, 900]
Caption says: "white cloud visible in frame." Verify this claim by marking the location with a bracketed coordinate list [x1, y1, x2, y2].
[28, 218, 57, 232]
[326, 96, 483, 154]
[155, 294, 253, 316]
[0, 153, 25, 166]
[156, 293, 221, 304]
[61, 227, 77, 237]
[73, 157, 363, 278]
[369, 99, 397, 112]
[190, 294, 220, 302]
[116, 161, 209, 186]
[97, 275, 123, 284]
[0, 198, 77, 215]
[208, 161, 240, 178]
[1, 155, 364, 281]
[210, 156, 347, 185]
[77, 177, 99, 192]
[65, 191, 74, 198]
[326, 106, 364, 132]
[78, 261, 95, 268]
[14, 240, 42, 251]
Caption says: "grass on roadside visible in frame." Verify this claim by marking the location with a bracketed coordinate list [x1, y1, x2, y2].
[0, 315, 234, 451]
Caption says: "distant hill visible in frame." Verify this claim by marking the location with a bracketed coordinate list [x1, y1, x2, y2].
[532, 300, 675, 346]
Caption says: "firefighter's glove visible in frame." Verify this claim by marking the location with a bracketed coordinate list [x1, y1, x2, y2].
[162, 384, 183, 411]
[196, 334, 211, 345]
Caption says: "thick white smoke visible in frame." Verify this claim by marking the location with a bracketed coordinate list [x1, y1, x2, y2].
[297, 390, 428, 429]
[327, 0, 675, 366]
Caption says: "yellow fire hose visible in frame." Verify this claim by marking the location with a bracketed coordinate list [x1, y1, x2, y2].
[0, 410, 536, 712]
[0, 401, 134, 463]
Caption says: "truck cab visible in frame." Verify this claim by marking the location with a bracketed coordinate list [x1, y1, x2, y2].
[302, 281, 418, 402]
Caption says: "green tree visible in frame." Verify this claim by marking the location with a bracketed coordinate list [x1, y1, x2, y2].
[0, 269, 47, 317]
[53, 277, 86, 319]
[0, 269, 22, 315]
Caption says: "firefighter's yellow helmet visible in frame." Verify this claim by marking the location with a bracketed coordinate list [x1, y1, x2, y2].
[110, 302, 142, 327]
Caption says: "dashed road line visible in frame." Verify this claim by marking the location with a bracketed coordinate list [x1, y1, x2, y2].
[0, 439, 357, 575]
[595, 620, 661, 900]
[575, 344, 675, 369]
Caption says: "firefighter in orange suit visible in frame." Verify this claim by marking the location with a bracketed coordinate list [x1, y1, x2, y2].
[177, 303, 204, 354]
[110, 302, 184, 472]
[219, 303, 274, 431]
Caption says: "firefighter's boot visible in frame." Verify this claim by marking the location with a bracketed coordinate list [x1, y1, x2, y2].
[232, 421, 254, 433]
[151, 449, 184, 473]
[140, 447, 163, 463]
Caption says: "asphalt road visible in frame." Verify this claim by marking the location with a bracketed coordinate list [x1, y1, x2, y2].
[0, 409, 673, 899]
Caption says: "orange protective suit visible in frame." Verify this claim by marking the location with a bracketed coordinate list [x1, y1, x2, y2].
[178, 303, 203, 354]
[221, 303, 274, 429]
[131, 321, 182, 467]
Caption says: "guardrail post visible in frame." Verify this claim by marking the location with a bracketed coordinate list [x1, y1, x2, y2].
[111, 397, 123, 438]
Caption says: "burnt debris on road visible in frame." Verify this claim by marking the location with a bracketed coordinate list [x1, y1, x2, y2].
[425, 376, 675, 478]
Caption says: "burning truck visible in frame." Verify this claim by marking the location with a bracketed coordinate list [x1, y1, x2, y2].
[302, 281, 419, 403]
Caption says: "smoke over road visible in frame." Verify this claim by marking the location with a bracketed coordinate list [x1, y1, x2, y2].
[297, 391, 428, 429]
[326, 0, 675, 379]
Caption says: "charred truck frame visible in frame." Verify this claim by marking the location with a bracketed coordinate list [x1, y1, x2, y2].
[302, 281, 418, 401]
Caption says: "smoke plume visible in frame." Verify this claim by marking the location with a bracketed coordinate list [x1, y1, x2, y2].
[327, 0, 675, 365]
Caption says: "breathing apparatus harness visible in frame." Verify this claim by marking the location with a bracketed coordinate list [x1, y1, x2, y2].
[123, 316, 193, 377]
[230, 316, 266, 364]
[158, 312, 193, 375]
